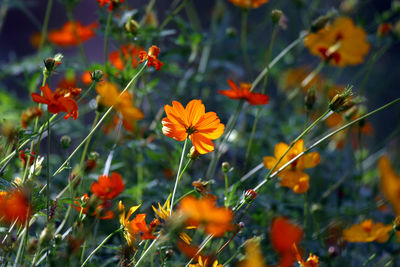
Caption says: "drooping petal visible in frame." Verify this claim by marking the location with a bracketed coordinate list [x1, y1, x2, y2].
[190, 133, 215, 154]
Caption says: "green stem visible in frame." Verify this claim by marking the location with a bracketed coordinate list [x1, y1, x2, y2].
[38, 0, 53, 51]
[240, 9, 251, 75]
[170, 138, 188, 215]
[159, 0, 189, 30]
[164, 158, 192, 208]
[224, 172, 229, 207]
[79, 112, 100, 169]
[53, 63, 147, 176]
[104, 11, 113, 63]
[244, 24, 278, 167]
[47, 111, 51, 222]
[134, 237, 159, 267]
[362, 231, 395, 266]
[81, 228, 122, 267]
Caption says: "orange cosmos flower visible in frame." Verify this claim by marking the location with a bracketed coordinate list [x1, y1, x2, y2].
[218, 80, 269, 105]
[109, 44, 144, 70]
[304, 17, 370, 66]
[0, 189, 32, 226]
[263, 140, 320, 194]
[189, 256, 222, 267]
[293, 244, 319, 267]
[237, 238, 267, 267]
[162, 100, 225, 154]
[96, 82, 144, 131]
[270, 217, 303, 267]
[228, 0, 268, 9]
[31, 85, 79, 120]
[280, 66, 325, 93]
[378, 156, 400, 216]
[49, 21, 98, 47]
[81, 71, 92, 85]
[90, 172, 125, 200]
[96, 0, 124, 11]
[139, 45, 163, 70]
[21, 107, 42, 129]
[178, 196, 233, 237]
[118, 201, 158, 247]
[342, 219, 392, 243]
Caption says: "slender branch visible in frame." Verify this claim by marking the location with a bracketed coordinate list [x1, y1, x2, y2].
[170, 138, 188, 215]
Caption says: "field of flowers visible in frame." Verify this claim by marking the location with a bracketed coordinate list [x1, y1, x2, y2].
[1, 0, 400, 266]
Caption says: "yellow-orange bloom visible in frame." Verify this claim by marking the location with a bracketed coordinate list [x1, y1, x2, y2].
[96, 82, 144, 131]
[304, 17, 370, 66]
[162, 100, 225, 154]
[263, 140, 320, 193]
[178, 196, 233, 237]
[48, 22, 98, 47]
[0, 189, 32, 226]
[189, 256, 222, 267]
[342, 219, 392, 243]
[237, 238, 267, 267]
[293, 244, 319, 267]
[228, 0, 268, 9]
[378, 156, 400, 216]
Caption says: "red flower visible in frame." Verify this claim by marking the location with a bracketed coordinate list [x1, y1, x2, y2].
[96, 0, 124, 11]
[0, 189, 32, 226]
[90, 172, 125, 200]
[19, 150, 35, 167]
[21, 107, 42, 129]
[109, 44, 144, 70]
[218, 79, 269, 105]
[48, 22, 98, 47]
[31, 85, 79, 120]
[139, 45, 163, 70]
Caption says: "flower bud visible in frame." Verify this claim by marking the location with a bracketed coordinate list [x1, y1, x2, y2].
[96, 95, 107, 113]
[44, 53, 63, 75]
[340, 0, 357, 13]
[244, 189, 257, 203]
[27, 238, 38, 254]
[329, 86, 353, 113]
[91, 70, 103, 82]
[39, 224, 54, 247]
[222, 162, 231, 173]
[226, 27, 237, 38]
[343, 106, 358, 121]
[304, 87, 317, 111]
[188, 146, 200, 160]
[60, 135, 71, 149]
[310, 9, 337, 32]
[271, 9, 283, 24]
[394, 216, 400, 231]
[377, 23, 393, 37]
[125, 18, 140, 34]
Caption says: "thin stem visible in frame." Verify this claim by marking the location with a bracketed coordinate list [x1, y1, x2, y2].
[224, 172, 229, 207]
[47, 111, 50, 222]
[240, 9, 251, 75]
[104, 11, 113, 63]
[159, 0, 189, 30]
[81, 228, 122, 267]
[38, 0, 53, 51]
[134, 237, 159, 267]
[53, 63, 147, 176]
[79, 112, 100, 169]
[170, 138, 188, 215]
[185, 234, 214, 266]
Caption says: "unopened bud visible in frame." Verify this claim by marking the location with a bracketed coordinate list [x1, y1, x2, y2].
[222, 162, 231, 173]
[39, 224, 54, 247]
[96, 95, 107, 113]
[394, 216, 400, 231]
[271, 9, 283, 24]
[165, 249, 174, 259]
[54, 234, 62, 245]
[304, 87, 317, 111]
[340, 0, 357, 13]
[89, 151, 99, 160]
[125, 19, 140, 34]
[377, 23, 393, 37]
[27, 238, 38, 254]
[60, 135, 71, 149]
[238, 221, 245, 229]
[44, 53, 63, 75]
[329, 86, 353, 113]
[91, 70, 103, 82]
[226, 27, 237, 38]
[343, 106, 358, 121]
[244, 189, 257, 203]
[188, 146, 200, 160]
[310, 9, 337, 32]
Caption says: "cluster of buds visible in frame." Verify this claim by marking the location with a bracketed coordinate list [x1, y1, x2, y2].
[43, 53, 63, 77]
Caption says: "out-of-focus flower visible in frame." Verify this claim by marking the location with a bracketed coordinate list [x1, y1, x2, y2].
[19, 150, 35, 167]
[178, 196, 233, 237]
[228, 0, 268, 9]
[189, 256, 222, 267]
[218, 80, 269, 105]
[0, 189, 32, 226]
[21, 107, 42, 129]
[263, 140, 320, 193]
[96, 82, 144, 131]
[48, 22, 98, 47]
[342, 219, 392, 243]
[81, 71, 92, 85]
[304, 17, 370, 66]
[90, 172, 125, 200]
[72, 194, 114, 220]
[119, 201, 158, 247]
[237, 238, 267, 267]
[162, 100, 225, 154]
[96, 0, 124, 11]
[31, 85, 79, 120]
[58, 75, 77, 90]
[280, 66, 325, 93]
[139, 45, 163, 70]
[377, 23, 393, 37]
[378, 156, 400, 216]
[109, 44, 144, 70]
[293, 244, 319, 267]
[270, 217, 303, 267]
